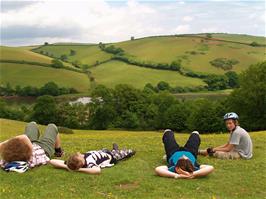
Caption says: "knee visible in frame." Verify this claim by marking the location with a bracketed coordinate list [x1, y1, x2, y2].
[47, 124, 58, 131]
[28, 121, 37, 127]
[191, 131, 199, 135]
[163, 129, 173, 135]
[163, 129, 174, 139]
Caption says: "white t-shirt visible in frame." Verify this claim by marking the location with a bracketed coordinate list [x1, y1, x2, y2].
[229, 126, 253, 159]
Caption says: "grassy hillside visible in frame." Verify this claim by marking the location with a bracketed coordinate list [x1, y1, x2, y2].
[0, 46, 52, 64]
[0, 119, 265, 199]
[113, 36, 265, 74]
[33, 45, 112, 66]
[90, 60, 206, 89]
[207, 33, 266, 45]
[0, 63, 90, 92]
[2, 33, 265, 93]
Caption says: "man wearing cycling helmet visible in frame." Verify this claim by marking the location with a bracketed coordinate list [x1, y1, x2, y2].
[199, 112, 253, 159]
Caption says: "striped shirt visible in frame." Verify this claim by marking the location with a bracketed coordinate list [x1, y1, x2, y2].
[84, 150, 114, 168]
[0, 143, 50, 168]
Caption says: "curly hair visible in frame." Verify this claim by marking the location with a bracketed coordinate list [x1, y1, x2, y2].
[1, 137, 32, 162]
[66, 153, 84, 170]
[175, 158, 194, 173]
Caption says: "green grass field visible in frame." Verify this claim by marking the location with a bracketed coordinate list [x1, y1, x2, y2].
[0, 119, 265, 199]
[0, 46, 52, 64]
[113, 36, 265, 74]
[33, 45, 112, 66]
[90, 60, 206, 89]
[208, 33, 266, 45]
[0, 63, 90, 92]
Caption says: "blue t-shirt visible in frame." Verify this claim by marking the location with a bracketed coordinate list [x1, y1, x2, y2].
[168, 151, 199, 172]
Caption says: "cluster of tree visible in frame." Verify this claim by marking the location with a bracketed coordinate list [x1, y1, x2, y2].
[144, 82, 206, 93]
[210, 58, 239, 70]
[113, 55, 182, 71]
[204, 71, 239, 90]
[250, 41, 261, 47]
[99, 43, 125, 55]
[0, 82, 78, 97]
[1, 62, 264, 132]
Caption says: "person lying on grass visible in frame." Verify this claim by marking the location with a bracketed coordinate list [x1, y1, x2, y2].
[50, 143, 135, 174]
[155, 129, 214, 179]
[0, 122, 64, 172]
[198, 112, 253, 160]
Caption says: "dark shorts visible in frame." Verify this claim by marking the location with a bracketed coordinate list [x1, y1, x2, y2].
[24, 122, 58, 158]
[162, 130, 201, 162]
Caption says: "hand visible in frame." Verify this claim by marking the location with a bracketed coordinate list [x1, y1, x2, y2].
[207, 147, 215, 156]
[178, 173, 193, 179]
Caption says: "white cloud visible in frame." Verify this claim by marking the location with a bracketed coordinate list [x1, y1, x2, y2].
[175, 24, 190, 33]
[182, 16, 193, 22]
[1, 0, 265, 46]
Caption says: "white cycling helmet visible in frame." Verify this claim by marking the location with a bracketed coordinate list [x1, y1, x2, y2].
[223, 112, 239, 121]
[4, 161, 29, 173]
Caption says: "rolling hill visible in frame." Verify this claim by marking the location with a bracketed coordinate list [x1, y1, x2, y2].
[112, 34, 265, 74]
[33, 44, 112, 66]
[1, 33, 265, 93]
[0, 63, 90, 92]
[90, 60, 205, 89]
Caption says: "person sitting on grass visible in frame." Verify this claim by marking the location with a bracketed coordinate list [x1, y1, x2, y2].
[50, 143, 135, 174]
[0, 122, 64, 172]
[198, 112, 253, 160]
[155, 129, 214, 179]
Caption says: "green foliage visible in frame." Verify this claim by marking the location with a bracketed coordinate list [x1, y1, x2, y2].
[70, 49, 76, 56]
[60, 54, 68, 61]
[225, 71, 239, 88]
[58, 126, 74, 134]
[204, 75, 229, 90]
[206, 33, 212, 38]
[157, 81, 170, 91]
[0, 100, 25, 121]
[210, 58, 239, 70]
[187, 99, 225, 133]
[51, 59, 64, 68]
[0, 82, 78, 97]
[102, 45, 125, 55]
[250, 41, 260, 47]
[227, 62, 266, 130]
[31, 95, 57, 125]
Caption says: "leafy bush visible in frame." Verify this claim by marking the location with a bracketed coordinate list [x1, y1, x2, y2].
[58, 126, 74, 134]
[210, 58, 239, 70]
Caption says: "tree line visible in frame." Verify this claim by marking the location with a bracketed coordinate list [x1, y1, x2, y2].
[0, 82, 78, 97]
[1, 61, 265, 132]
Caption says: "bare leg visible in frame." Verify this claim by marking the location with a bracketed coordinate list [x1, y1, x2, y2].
[55, 134, 61, 149]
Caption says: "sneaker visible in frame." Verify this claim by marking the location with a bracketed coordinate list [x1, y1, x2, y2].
[112, 143, 119, 151]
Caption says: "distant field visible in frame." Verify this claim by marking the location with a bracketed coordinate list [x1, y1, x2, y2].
[208, 33, 266, 45]
[174, 89, 232, 100]
[0, 46, 52, 64]
[34, 45, 112, 66]
[0, 63, 90, 92]
[113, 36, 265, 74]
[0, 119, 265, 199]
[90, 60, 206, 89]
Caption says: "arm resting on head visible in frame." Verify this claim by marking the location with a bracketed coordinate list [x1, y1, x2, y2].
[192, 165, 214, 178]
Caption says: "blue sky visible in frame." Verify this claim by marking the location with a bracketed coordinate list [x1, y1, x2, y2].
[1, 0, 265, 46]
